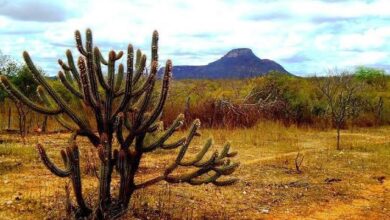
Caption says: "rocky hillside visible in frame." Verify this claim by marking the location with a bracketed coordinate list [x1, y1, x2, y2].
[159, 48, 290, 79]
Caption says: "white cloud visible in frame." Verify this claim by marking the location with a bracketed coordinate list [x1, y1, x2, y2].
[0, 0, 389, 75]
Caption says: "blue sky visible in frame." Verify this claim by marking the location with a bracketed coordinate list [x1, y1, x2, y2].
[0, 0, 389, 76]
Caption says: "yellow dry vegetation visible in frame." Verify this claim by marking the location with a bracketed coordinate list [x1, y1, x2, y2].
[0, 122, 389, 219]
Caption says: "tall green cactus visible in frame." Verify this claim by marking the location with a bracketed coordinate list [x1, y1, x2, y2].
[0, 29, 239, 219]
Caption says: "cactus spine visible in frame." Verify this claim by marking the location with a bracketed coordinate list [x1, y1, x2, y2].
[0, 29, 239, 219]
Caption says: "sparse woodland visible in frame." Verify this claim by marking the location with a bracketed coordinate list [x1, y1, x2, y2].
[0, 30, 389, 219]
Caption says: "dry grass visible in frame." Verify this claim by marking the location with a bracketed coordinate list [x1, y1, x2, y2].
[0, 122, 389, 219]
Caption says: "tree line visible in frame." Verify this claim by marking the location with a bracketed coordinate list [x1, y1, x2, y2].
[0, 50, 389, 150]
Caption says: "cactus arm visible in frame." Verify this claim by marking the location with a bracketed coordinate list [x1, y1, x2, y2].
[113, 44, 134, 116]
[37, 86, 78, 130]
[133, 87, 153, 129]
[136, 163, 238, 188]
[142, 114, 184, 152]
[75, 129, 101, 147]
[161, 137, 186, 149]
[75, 29, 102, 114]
[188, 172, 221, 185]
[0, 76, 63, 115]
[36, 144, 71, 177]
[105, 51, 116, 125]
[75, 30, 87, 56]
[63, 68, 73, 82]
[165, 167, 211, 183]
[24, 51, 90, 130]
[146, 121, 161, 133]
[78, 56, 104, 134]
[191, 151, 219, 167]
[123, 133, 135, 151]
[57, 60, 75, 85]
[129, 63, 155, 98]
[163, 120, 201, 175]
[84, 29, 101, 108]
[132, 54, 147, 86]
[213, 162, 240, 175]
[139, 60, 172, 130]
[136, 119, 239, 188]
[136, 166, 210, 188]
[65, 50, 81, 84]
[135, 49, 142, 69]
[114, 54, 146, 98]
[58, 58, 71, 71]
[132, 63, 157, 130]
[58, 71, 84, 99]
[164, 161, 239, 186]
[129, 83, 149, 98]
[78, 57, 97, 107]
[123, 112, 133, 130]
[135, 176, 165, 189]
[96, 47, 108, 65]
[94, 47, 111, 91]
[114, 113, 125, 147]
[66, 144, 92, 216]
[131, 31, 159, 130]
[59, 50, 82, 90]
[54, 116, 75, 131]
[216, 142, 238, 161]
[179, 138, 213, 166]
[213, 178, 239, 186]
[114, 64, 124, 92]
[151, 30, 159, 63]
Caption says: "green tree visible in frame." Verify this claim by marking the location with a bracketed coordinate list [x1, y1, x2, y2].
[0, 51, 19, 101]
[0, 51, 42, 136]
[354, 66, 386, 88]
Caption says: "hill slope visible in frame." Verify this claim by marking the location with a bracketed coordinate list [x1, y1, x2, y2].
[159, 48, 290, 79]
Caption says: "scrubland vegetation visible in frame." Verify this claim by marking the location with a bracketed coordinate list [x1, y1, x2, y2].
[0, 124, 389, 219]
[0, 30, 389, 219]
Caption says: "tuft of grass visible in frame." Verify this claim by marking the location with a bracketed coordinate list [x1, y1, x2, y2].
[0, 142, 37, 158]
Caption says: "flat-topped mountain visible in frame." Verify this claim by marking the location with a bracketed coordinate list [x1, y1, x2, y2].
[159, 48, 290, 79]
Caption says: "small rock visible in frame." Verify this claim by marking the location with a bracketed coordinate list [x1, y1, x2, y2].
[5, 200, 12, 205]
[261, 208, 270, 214]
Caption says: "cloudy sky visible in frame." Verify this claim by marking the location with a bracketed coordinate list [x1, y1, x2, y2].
[0, 0, 389, 76]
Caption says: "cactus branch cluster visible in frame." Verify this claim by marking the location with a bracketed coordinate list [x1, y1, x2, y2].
[0, 29, 239, 219]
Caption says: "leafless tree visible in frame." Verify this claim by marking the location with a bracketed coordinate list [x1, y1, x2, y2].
[373, 97, 384, 126]
[315, 70, 363, 150]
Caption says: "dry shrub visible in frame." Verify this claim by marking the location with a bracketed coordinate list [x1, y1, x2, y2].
[352, 113, 377, 127]
[164, 99, 261, 128]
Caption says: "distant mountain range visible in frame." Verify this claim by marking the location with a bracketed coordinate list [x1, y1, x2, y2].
[158, 48, 290, 79]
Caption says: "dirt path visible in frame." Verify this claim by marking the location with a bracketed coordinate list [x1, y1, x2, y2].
[241, 132, 390, 219]
[243, 131, 390, 166]
[243, 139, 327, 166]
